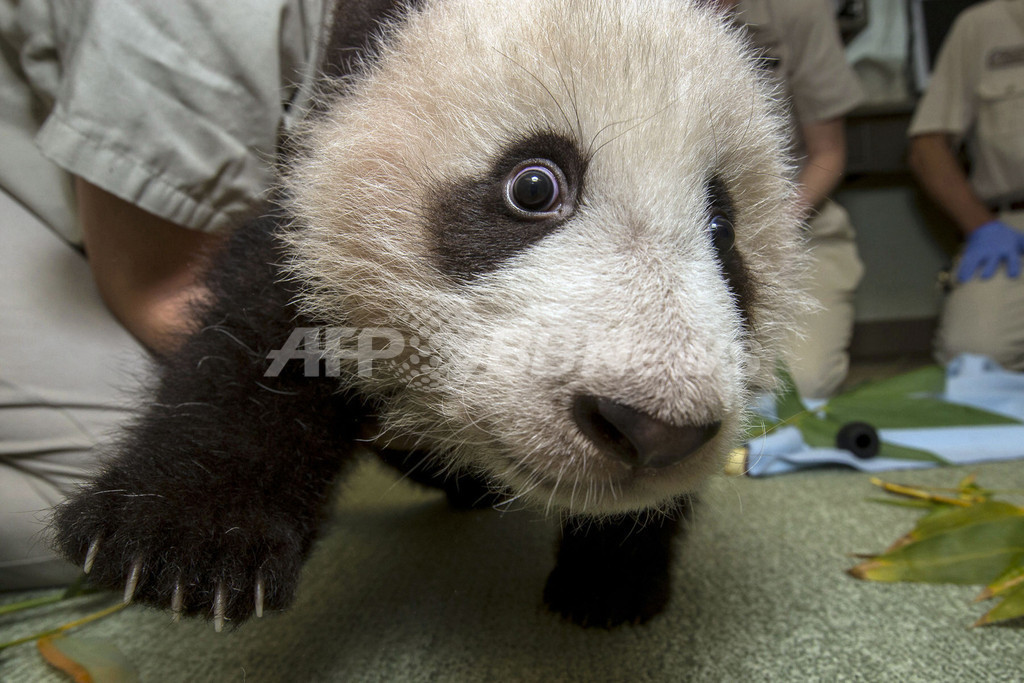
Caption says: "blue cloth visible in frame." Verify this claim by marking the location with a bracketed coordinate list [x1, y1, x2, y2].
[744, 355, 1024, 476]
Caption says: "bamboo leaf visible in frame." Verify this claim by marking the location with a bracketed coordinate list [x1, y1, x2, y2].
[875, 440, 948, 464]
[794, 414, 946, 463]
[850, 511, 1024, 585]
[853, 477, 1024, 627]
[0, 576, 96, 618]
[792, 412, 839, 448]
[823, 363, 1017, 430]
[744, 415, 781, 441]
[0, 593, 66, 618]
[37, 635, 139, 683]
[0, 602, 126, 652]
[61, 574, 94, 599]
[839, 366, 946, 399]
[976, 564, 1024, 602]
[956, 474, 991, 501]
[974, 582, 1024, 627]
[773, 364, 805, 422]
[825, 395, 1020, 429]
[911, 501, 1024, 542]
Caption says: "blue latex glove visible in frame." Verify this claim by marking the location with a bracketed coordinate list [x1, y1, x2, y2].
[957, 220, 1024, 283]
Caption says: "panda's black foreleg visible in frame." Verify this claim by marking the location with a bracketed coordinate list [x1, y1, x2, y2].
[51, 217, 364, 628]
[543, 496, 694, 627]
[374, 447, 507, 509]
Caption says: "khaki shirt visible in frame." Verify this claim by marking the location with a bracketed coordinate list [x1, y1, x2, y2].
[735, 0, 864, 129]
[909, 0, 1024, 204]
[1, 0, 330, 241]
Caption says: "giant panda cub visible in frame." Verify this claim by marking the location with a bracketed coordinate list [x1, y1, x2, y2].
[53, 0, 805, 630]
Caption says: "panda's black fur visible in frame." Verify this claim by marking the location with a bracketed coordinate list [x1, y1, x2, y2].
[52, 0, 804, 630]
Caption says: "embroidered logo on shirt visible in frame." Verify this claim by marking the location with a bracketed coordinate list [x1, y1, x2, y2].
[988, 45, 1024, 70]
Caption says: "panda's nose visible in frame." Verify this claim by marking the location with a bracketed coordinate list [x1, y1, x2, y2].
[572, 395, 721, 469]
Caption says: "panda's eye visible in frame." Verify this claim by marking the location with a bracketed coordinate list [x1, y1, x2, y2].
[707, 177, 736, 256]
[710, 213, 735, 254]
[504, 161, 563, 216]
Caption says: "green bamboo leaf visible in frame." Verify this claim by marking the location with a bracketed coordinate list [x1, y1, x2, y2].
[975, 581, 1024, 627]
[0, 602, 126, 652]
[825, 395, 1020, 430]
[0, 576, 97, 618]
[0, 593, 65, 618]
[955, 474, 990, 501]
[851, 511, 1024, 585]
[839, 366, 945, 399]
[854, 477, 1024, 626]
[875, 440, 948, 464]
[61, 574, 92, 599]
[794, 413, 946, 463]
[773, 364, 804, 422]
[823, 363, 1017, 429]
[792, 412, 839, 448]
[912, 501, 1024, 542]
[977, 564, 1024, 601]
[744, 414, 781, 441]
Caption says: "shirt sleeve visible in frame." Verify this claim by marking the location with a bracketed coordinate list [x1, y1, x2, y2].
[907, 9, 977, 141]
[781, 0, 865, 124]
[34, 0, 324, 234]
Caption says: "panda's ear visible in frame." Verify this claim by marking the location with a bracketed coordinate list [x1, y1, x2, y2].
[424, 131, 588, 282]
[317, 0, 424, 85]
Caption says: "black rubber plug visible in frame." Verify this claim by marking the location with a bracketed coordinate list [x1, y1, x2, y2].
[835, 421, 880, 459]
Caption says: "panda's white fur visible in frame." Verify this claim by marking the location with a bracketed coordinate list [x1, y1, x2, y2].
[283, 0, 805, 516]
[50, 0, 809, 629]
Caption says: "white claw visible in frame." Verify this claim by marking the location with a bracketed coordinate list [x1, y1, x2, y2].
[255, 574, 264, 619]
[83, 539, 100, 574]
[123, 559, 142, 604]
[214, 582, 226, 633]
[171, 580, 184, 623]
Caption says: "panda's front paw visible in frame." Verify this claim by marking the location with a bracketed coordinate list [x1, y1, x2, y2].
[542, 558, 671, 628]
[52, 479, 310, 630]
[543, 512, 681, 628]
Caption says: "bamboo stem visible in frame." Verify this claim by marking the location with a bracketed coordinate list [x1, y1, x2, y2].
[0, 602, 126, 652]
[869, 477, 974, 507]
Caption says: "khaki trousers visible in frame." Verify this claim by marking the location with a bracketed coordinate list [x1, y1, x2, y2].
[936, 210, 1024, 371]
[0, 188, 148, 590]
[784, 200, 865, 399]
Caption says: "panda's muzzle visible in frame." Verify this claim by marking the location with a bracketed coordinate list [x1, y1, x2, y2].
[572, 395, 721, 469]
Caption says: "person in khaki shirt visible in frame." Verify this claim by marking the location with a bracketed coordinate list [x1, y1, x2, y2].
[909, 0, 1024, 370]
[0, 0, 329, 589]
[717, 0, 866, 398]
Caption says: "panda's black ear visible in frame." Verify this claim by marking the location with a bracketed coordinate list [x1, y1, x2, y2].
[424, 131, 588, 282]
[318, 0, 427, 85]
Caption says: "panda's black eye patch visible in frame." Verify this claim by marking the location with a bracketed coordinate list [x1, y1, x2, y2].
[707, 178, 736, 257]
[426, 132, 587, 283]
[505, 162, 563, 215]
[705, 175, 754, 323]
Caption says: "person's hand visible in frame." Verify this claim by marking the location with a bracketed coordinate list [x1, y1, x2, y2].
[957, 220, 1024, 283]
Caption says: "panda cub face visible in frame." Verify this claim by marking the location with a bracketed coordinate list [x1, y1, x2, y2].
[285, 0, 804, 516]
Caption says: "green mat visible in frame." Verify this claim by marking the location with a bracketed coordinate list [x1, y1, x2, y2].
[3, 458, 1022, 682]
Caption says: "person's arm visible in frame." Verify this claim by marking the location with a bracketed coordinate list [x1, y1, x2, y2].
[908, 133, 1024, 281]
[795, 117, 848, 219]
[77, 178, 226, 354]
[907, 132, 995, 235]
